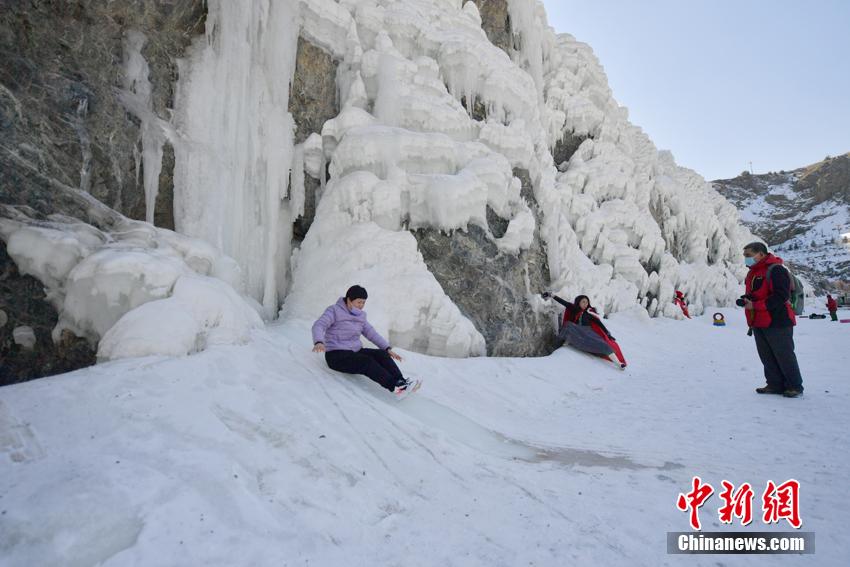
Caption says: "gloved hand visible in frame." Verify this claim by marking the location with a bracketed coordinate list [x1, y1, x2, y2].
[541, 291, 551, 299]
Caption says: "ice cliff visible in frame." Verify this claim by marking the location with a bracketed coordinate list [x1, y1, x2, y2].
[1, 0, 752, 369]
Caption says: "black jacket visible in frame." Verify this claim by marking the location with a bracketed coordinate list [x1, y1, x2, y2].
[552, 295, 613, 337]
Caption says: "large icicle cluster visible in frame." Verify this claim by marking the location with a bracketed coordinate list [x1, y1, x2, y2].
[0, 207, 262, 361]
[118, 30, 167, 227]
[281, 0, 551, 356]
[173, 0, 300, 319]
[542, 30, 751, 317]
[276, 0, 751, 356]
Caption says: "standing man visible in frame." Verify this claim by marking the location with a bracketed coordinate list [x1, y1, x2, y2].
[826, 294, 838, 322]
[741, 242, 804, 398]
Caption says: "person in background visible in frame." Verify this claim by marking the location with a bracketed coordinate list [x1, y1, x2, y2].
[740, 242, 804, 398]
[674, 290, 691, 319]
[826, 294, 838, 322]
[312, 285, 413, 397]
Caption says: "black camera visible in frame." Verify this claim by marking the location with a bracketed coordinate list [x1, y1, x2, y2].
[735, 294, 753, 307]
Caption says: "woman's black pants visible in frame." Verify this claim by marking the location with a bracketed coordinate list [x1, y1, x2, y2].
[325, 348, 404, 391]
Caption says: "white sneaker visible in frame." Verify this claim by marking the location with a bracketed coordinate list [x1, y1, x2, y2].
[393, 379, 421, 399]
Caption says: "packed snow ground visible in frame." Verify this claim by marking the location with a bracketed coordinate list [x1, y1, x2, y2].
[1, 309, 848, 566]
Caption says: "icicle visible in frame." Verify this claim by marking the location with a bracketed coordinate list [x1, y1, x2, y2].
[140, 122, 165, 225]
[74, 97, 92, 194]
[173, 0, 300, 310]
[320, 151, 327, 192]
[290, 143, 306, 219]
[119, 30, 165, 225]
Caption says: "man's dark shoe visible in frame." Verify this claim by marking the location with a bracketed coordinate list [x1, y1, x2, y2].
[755, 385, 783, 394]
[783, 389, 802, 398]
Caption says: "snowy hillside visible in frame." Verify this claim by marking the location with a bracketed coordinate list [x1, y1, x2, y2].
[2, 0, 753, 368]
[2, 310, 848, 565]
[713, 154, 850, 290]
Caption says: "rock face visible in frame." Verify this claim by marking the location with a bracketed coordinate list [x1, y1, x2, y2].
[289, 37, 339, 242]
[796, 154, 850, 206]
[471, 0, 514, 54]
[415, 168, 557, 356]
[0, 0, 205, 224]
[552, 132, 589, 169]
[1, 240, 95, 385]
[290, 37, 340, 146]
[155, 142, 177, 230]
[713, 153, 850, 289]
[1, 0, 205, 383]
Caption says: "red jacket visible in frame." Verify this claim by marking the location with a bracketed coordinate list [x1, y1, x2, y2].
[674, 292, 691, 318]
[744, 254, 796, 328]
[827, 297, 838, 311]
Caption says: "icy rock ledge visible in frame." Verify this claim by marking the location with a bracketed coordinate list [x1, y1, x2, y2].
[0, 208, 262, 361]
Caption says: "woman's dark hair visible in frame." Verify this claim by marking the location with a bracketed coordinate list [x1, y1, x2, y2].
[345, 285, 368, 301]
[574, 295, 591, 308]
[743, 242, 768, 255]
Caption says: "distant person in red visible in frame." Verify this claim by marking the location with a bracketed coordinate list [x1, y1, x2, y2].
[826, 294, 838, 322]
[674, 290, 691, 319]
[542, 292, 627, 368]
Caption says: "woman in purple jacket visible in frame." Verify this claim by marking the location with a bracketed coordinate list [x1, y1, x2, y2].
[312, 285, 412, 394]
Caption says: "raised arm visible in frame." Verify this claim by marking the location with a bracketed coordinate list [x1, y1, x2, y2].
[543, 292, 574, 310]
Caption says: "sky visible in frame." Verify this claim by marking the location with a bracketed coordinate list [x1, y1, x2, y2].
[542, 0, 850, 181]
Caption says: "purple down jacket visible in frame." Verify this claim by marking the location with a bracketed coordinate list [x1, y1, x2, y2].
[311, 297, 390, 352]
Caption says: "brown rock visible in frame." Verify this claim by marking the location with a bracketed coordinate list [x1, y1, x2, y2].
[289, 36, 339, 240]
[1, 240, 95, 386]
[470, 0, 514, 55]
[0, 0, 206, 227]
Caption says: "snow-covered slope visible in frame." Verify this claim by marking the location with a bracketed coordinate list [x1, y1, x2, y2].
[714, 153, 850, 289]
[1, 0, 753, 363]
[2, 311, 848, 565]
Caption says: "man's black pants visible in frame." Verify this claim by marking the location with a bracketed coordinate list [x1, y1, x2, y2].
[753, 327, 804, 392]
[325, 348, 403, 391]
